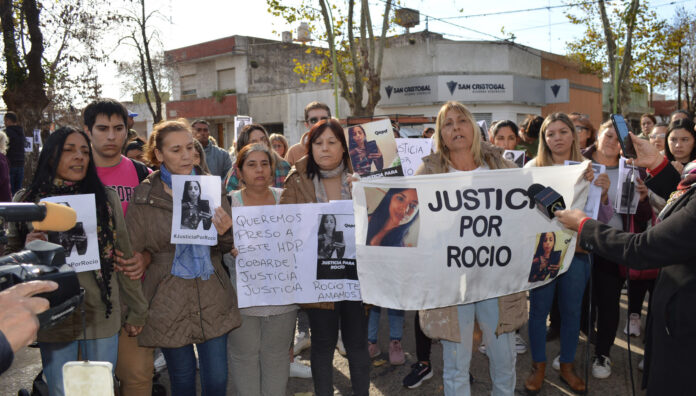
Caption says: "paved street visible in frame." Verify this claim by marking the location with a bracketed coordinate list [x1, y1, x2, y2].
[1, 294, 647, 395]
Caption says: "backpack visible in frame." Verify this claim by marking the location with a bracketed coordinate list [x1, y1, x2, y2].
[130, 159, 150, 183]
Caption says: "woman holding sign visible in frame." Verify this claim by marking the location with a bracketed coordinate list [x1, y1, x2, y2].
[7, 127, 148, 396]
[523, 113, 608, 394]
[127, 119, 239, 396]
[227, 143, 300, 395]
[280, 119, 370, 396]
[415, 101, 528, 396]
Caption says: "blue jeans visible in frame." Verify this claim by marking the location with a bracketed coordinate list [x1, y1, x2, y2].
[367, 306, 405, 342]
[441, 298, 516, 396]
[161, 334, 228, 396]
[39, 333, 119, 396]
[529, 254, 591, 363]
[9, 166, 23, 195]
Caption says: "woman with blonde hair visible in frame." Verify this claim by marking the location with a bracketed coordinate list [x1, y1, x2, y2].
[523, 112, 607, 394]
[416, 101, 527, 396]
[269, 133, 289, 158]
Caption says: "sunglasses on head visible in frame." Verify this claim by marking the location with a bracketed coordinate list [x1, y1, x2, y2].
[308, 116, 329, 125]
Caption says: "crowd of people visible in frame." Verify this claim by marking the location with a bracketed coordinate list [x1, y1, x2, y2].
[0, 98, 695, 396]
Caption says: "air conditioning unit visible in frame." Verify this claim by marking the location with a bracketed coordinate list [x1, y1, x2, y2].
[282, 31, 292, 43]
[297, 22, 311, 43]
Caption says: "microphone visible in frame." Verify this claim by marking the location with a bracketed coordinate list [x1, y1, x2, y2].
[0, 202, 77, 231]
[527, 183, 566, 219]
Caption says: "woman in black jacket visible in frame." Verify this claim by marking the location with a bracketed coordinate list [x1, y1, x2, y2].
[556, 132, 696, 396]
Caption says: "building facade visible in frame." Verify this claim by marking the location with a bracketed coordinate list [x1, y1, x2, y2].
[165, 31, 602, 148]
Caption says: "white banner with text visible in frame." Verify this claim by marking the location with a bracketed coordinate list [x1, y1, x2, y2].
[232, 200, 360, 308]
[352, 162, 591, 310]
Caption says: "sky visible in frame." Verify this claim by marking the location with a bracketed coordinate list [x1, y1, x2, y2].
[101, 0, 693, 101]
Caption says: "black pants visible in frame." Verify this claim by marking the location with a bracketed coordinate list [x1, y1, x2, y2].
[592, 268, 625, 357]
[414, 311, 431, 363]
[628, 278, 655, 315]
[307, 301, 370, 396]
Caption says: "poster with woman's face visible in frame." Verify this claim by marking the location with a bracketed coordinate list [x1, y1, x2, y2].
[503, 149, 525, 168]
[364, 187, 420, 247]
[527, 231, 571, 283]
[171, 175, 222, 245]
[316, 213, 357, 280]
[345, 119, 403, 178]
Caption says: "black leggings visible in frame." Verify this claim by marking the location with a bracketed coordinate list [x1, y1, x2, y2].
[414, 311, 431, 363]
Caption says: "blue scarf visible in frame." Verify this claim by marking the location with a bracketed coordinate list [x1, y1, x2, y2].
[160, 165, 215, 280]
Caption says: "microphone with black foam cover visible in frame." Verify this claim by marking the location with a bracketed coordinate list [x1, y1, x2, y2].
[0, 202, 77, 231]
[527, 183, 566, 219]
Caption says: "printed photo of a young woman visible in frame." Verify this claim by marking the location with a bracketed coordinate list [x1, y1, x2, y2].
[528, 231, 571, 282]
[180, 180, 213, 230]
[365, 187, 420, 247]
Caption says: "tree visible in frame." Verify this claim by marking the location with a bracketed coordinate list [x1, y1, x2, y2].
[1, 0, 49, 134]
[117, 52, 171, 104]
[670, 7, 696, 115]
[566, 0, 644, 113]
[268, 0, 393, 117]
[119, 0, 165, 123]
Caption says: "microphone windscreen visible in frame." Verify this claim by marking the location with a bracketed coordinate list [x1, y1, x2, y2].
[32, 202, 77, 231]
[526, 183, 545, 200]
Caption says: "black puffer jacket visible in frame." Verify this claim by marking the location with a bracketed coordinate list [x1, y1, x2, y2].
[5, 125, 25, 167]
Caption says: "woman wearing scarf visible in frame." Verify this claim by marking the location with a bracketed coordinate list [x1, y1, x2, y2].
[7, 127, 148, 396]
[126, 119, 240, 396]
[280, 119, 370, 396]
[556, 133, 696, 395]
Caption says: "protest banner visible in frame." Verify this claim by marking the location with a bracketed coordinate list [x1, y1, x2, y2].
[171, 175, 221, 245]
[395, 138, 432, 176]
[24, 136, 32, 152]
[352, 161, 591, 310]
[232, 200, 360, 308]
[41, 194, 100, 272]
[345, 119, 403, 178]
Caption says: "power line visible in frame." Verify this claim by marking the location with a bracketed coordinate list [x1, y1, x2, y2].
[439, 0, 602, 20]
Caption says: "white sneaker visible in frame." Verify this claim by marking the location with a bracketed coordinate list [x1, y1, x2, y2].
[592, 355, 612, 379]
[638, 358, 644, 371]
[153, 350, 167, 372]
[336, 331, 346, 356]
[552, 355, 560, 371]
[294, 331, 311, 355]
[624, 313, 641, 337]
[515, 334, 528, 354]
[290, 360, 312, 378]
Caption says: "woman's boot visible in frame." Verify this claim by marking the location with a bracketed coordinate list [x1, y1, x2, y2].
[524, 361, 546, 395]
[559, 362, 586, 394]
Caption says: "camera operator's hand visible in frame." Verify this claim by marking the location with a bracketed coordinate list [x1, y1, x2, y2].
[0, 281, 58, 352]
[25, 231, 47, 245]
[114, 250, 151, 280]
[628, 133, 665, 170]
[124, 323, 143, 337]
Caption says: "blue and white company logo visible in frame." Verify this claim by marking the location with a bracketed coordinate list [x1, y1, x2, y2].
[446, 81, 457, 95]
[385, 85, 393, 99]
[550, 84, 561, 98]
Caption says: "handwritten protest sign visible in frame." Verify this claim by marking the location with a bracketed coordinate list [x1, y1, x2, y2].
[352, 162, 590, 310]
[345, 119, 403, 178]
[171, 175, 221, 245]
[395, 138, 432, 176]
[232, 200, 360, 308]
[41, 194, 100, 272]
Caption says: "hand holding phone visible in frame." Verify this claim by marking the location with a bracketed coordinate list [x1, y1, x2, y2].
[610, 114, 637, 159]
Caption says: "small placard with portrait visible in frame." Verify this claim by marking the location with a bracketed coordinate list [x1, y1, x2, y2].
[171, 175, 222, 245]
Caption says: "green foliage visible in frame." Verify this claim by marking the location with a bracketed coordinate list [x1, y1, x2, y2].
[212, 89, 236, 102]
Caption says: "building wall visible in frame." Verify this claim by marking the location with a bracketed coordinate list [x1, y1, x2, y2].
[541, 56, 603, 128]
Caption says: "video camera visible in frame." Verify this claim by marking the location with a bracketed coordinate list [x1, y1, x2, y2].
[0, 203, 83, 328]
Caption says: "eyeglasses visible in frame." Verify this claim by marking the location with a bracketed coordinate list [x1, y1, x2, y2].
[574, 125, 589, 132]
[308, 116, 329, 125]
[649, 133, 665, 139]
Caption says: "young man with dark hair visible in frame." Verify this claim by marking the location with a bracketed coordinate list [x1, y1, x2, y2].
[82, 98, 154, 396]
[285, 101, 331, 165]
[3, 111, 25, 195]
[192, 119, 232, 177]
